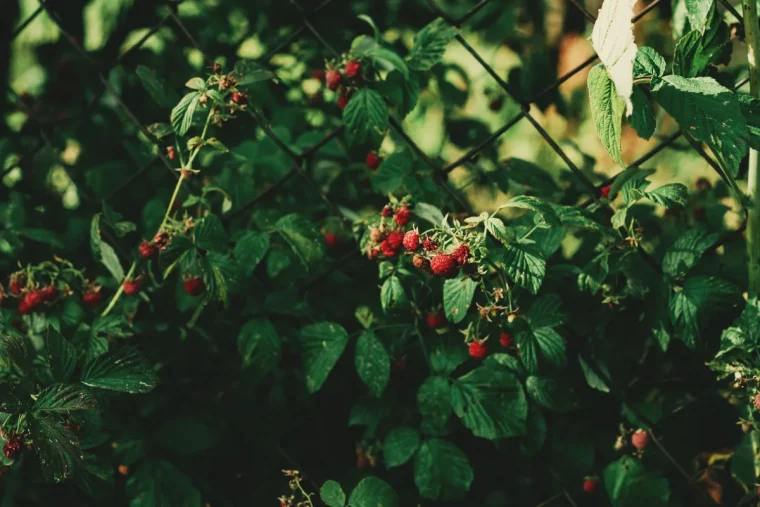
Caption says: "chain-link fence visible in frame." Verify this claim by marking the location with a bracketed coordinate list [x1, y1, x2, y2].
[6, 0, 751, 504]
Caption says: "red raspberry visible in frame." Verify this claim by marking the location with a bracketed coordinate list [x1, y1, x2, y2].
[40, 285, 57, 302]
[324, 232, 338, 248]
[631, 429, 649, 450]
[413, 254, 432, 273]
[403, 231, 420, 251]
[123, 278, 143, 296]
[380, 240, 398, 258]
[183, 276, 205, 297]
[600, 185, 611, 198]
[9, 276, 23, 295]
[345, 60, 361, 78]
[754, 393, 760, 410]
[231, 92, 248, 104]
[394, 206, 411, 227]
[430, 254, 458, 277]
[337, 95, 349, 110]
[422, 238, 438, 251]
[312, 69, 325, 80]
[139, 240, 157, 259]
[386, 231, 404, 250]
[365, 152, 382, 170]
[453, 244, 470, 265]
[499, 332, 513, 347]
[3, 435, 23, 460]
[468, 341, 488, 360]
[166, 146, 176, 160]
[325, 70, 342, 90]
[381, 206, 393, 217]
[583, 478, 598, 495]
[82, 290, 103, 308]
[426, 311, 447, 329]
[19, 291, 44, 314]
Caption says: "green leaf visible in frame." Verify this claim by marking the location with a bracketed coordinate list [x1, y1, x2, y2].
[184, 77, 205, 90]
[154, 417, 219, 456]
[234, 231, 270, 275]
[630, 87, 656, 140]
[739, 94, 760, 150]
[355, 306, 374, 329]
[147, 123, 174, 139]
[450, 365, 528, 439]
[552, 205, 605, 233]
[652, 75, 748, 177]
[320, 481, 346, 507]
[342, 88, 389, 146]
[526, 294, 566, 328]
[670, 275, 739, 348]
[238, 319, 281, 378]
[380, 276, 408, 313]
[46, 327, 77, 382]
[662, 227, 718, 277]
[578, 355, 611, 393]
[170, 92, 201, 136]
[233, 60, 274, 86]
[717, 297, 760, 357]
[0, 383, 32, 413]
[684, 0, 713, 33]
[633, 47, 666, 79]
[300, 322, 349, 393]
[348, 476, 399, 507]
[33, 384, 98, 413]
[525, 376, 580, 412]
[645, 183, 688, 208]
[0, 334, 31, 371]
[417, 376, 452, 432]
[365, 46, 409, 78]
[604, 455, 670, 507]
[355, 331, 390, 398]
[80, 347, 157, 394]
[275, 213, 326, 270]
[414, 439, 474, 500]
[588, 64, 624, 167]
[503, 158, 560, 196]
[498, 195, 561, 226]
[372, 152, 412, 194]
[430, 339, 468, 376]
[502, 242, 545, 294]
[31, 416, 83, 482]
[136, 66, 180, 108]
[517, 326, 566, 374]
[90, 214, 125, 281]
[673, 14, 731, 78]
[407, 18, 457, 71]
[384, 427, 420, 468]
[194, 214, 227, 252]
[380, 70, 419, 117]
[443, 275, 477, 324]
[485, 217, 509, 243]
[414, 202, 446, 226]
[126, 460, 201, 507]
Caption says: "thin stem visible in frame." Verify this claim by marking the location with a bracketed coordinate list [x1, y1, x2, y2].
[100, 261, 137, 317]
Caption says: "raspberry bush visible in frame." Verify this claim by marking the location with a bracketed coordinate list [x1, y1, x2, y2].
[4, 0, 760, 505]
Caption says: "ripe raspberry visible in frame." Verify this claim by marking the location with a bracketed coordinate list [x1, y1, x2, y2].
[166, 146, 176, 160]
[422, 238, 438, 251]
[337, 95, 349, 110]
[9, 276, 23, 295]
[82, 290, 103, 308]
[413, 254, 431, 273]
[325, 70, 342, 90]
[631, 429, 649, 450]
[231, 92, 248, 104]
[499, 332, 513, 347]
[40, 285, 57, 302]
[394, 206, 411, 227]
[19, 291, 44, 314]
[345, 60, 362, 78]
[380, 240, 398, 258]
[468, 340, 488, 360]
[139, 240, 157, 259]
[754, 393, 760, 410]
[403, 231, 420, 251]
[312, 69, 325, 80]
[600, 185, 611, 198]
[183, 276, 205, 297]
[369, 228, 384, 242]
[118, 465, 129, 476]
[430, 254, 458, 277]
[453, 244, 470, 265]
[426, 311, 447, 329]
[324, 232, 338, 248]
[3, 435, 23, 460]
[583, 478, 598, 495]
[386, 231, 404, 250]
[123, 278, 143, 296]
[381, 205, 393, 217]
[365, 152, 382, 170]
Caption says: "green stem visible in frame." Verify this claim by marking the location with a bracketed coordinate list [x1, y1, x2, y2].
[100, 261, 136, 317]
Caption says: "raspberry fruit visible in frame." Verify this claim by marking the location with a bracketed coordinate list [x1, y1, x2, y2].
[231, 92, 248, 104]
[82, 290, 103, 308]
[499, 332, 513, 347]
[394, 206, 411, 227]
[166, 146, 176, 160]
[153, 231, 169, 249]
[403, 231, 420, 251]
[312, 69, 325, 80]
[3, 435, 23, 460]
[123, 278, 143, 296]
[325, 70, 342, 90]
[422, 238, 438, 251]
[754, 393, 760, 410]
[600, 185, 612, 198]
[369, 228, 384, 242]
[365, 152, 382, 170]
[426, 311, 447, 329]
[468, 340, 488, 360]
[631, 429, 649, 450]
[9, 276, 23, 295]
[583, 478, 598, 495]
[139, 240, 157, 259]
[453, 244, 470, 265]
[430, 254, 458, 277]
[380, 240, 398, 258]
[381, 205, 393, 217]
[19, 291, 44, 314]
[183, 276, 205, 297]
[324, 232, 338, 248]
[40, 285, 57, 302]
[386, 231, 404, 250]
[345, 60, 361, 78]
[337, 95, 349, 110]
[413, 254, 432, 273]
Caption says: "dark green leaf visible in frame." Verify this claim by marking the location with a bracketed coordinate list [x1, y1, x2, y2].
[739, 94, 760, 150]
[443, 275, 476, 324]
[499, 195, 560, 226]
[525, 376, 580, 412]
[372, 152, 412, 194]
[194, 214, 227, 252]
[355, 331, 390, 398]
[384, 427, 420, 468]
[633, 47, 666, 79]
[31, 416, 83, 482]
[673, 13, 730, 78]
[80, 347, 157, 394]
[381, 276, 408, 313]
[33, 384, 98, 413]
[342, 88, 389, 145]
[502, 241, 545, 294]
[517, 326, 566, 374]
[126, 460, 201, 507]
[348, 476, 399, 507]
[662, 227, 718, 276]
[670, 276, 739, 348]
[300, 322, 349, 393]
[630, 87, 656, 140]
[136, 66, 180, 108]
[413, 438, 473, 500]
[275, 213, 326, 270]
[155, 417, 219, 456]
[407, 18, 458, 71]
[417, 376, 452, 433]
[604, 455, 670, 507]
[321, 480, 346, 507]
[526, 294, 566, 328]
[233, 60, 274, 86]
[0, 383, 32, 412]
[379, 70, 419, 117]
[46, 327, 77, 382]
[588, 64, 624, 167]
[170, 92, 201, 136]
[238, 319, 281, 378]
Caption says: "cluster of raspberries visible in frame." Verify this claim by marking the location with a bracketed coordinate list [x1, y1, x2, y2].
[3, 434, 24, 460]
[313, 59, 363, 111]
[365, 205, 413, 259]
[5, 274, 58, 315]
[409, 235, 470, 278]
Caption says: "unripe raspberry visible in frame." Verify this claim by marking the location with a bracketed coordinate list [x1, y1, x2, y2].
[453, 244, 470, 265]
[365, 152, 382, 170]
[345, 60, 361, 78]
[337, 95, 349, 110]
[166, 146, 176, 160]
[394, 206, 411, 227]
[123, 278, 143, 296]
[413, 255, 431, 273]
[430, 254, 458, 277]
[499, 332, 513, 347]
[426, 311, 446, 329]
[583, 478, 598, 495]
[153, 231, 169, 249]
[324, 232, 338, 248]
[82, 290, 103, 308]
[325, 70, 342, 90]
[183, 276, 205, 297]
[369, 228, 384, 242]
[386, 231, 404, 250]
[139, 240, 157, 259]
[600, 185, 611, 198]
[391, 358, 407, 376]
[403, 231, 420, 251]
[468, 340, 488, 360]
[631, 429, 649, 450]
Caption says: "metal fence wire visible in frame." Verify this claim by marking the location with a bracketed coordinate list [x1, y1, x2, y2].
[6, 0, 753, 504]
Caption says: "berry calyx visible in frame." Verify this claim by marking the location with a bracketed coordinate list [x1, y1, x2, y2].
[583, 478, 598, 495]
[430, 254, 458, 278]
[324, 232, 338, 248]
[403, 231, 420, 251]
[468, 340, 488, 360]
[153, 231, 169, 249]
[183, 276, 205, 297]
[365, 152, 382, 170]
[394, 206, 411, 227]
[369, 228, 384, 242]
[325, 70, 342, 90]
[631, 429, 649, 450]
[82, 290, 103, 308]
[166, 146, 176, 160]
[453, 244, 470, 266]
[337, 95, 349, 110]
[600, 185, 612, 198]
[139, 240, 157, 259]
[426, 311, 447, 329]
[499, 332, 513, 347]
[123, 278, 143, 296]
[345, 60, 362, 78]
